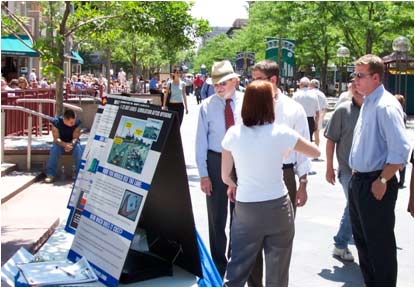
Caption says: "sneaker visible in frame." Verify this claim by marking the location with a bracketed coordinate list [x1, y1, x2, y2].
[44, 175, 54, 183]
[333, 247, 354, 262]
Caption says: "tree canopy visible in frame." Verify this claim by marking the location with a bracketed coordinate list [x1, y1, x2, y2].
[193, 1, 414, 92]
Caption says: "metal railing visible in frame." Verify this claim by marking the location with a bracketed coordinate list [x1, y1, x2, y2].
[1, 102, 82, 171]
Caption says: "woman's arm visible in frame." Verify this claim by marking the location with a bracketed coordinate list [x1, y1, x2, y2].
[221, 149, 237, 202]
[182, 83, 188, 114]
[162, 85, 169, 109]
[293, 136, 321, 159]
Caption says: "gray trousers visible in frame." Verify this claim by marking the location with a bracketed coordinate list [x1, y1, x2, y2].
[224, 195, 295, 287]
[247, 167, 297, 287]
[206, 150, 234, 278]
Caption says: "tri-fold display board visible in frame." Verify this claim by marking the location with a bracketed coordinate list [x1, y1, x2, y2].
[65, 96, 202, 286]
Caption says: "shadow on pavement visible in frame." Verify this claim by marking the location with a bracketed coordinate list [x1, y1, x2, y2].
[318, 261, 364, 287]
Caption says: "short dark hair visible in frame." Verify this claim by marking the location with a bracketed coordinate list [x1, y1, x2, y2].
[242, 80, 275, 127]
[354, 54, 384, 81]
[63, 109, 76, 119]
[252, 60, 280, 79]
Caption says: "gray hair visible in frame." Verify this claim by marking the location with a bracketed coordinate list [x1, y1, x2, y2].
[310, 79, 320, 89]
[299, 77, 310, 88]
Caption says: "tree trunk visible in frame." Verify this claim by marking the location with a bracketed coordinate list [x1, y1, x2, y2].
[55, 41, 65, 116]
[321, 45, 329, 95]
[105, 48, 111, 94]
[131, 53, 138, 93]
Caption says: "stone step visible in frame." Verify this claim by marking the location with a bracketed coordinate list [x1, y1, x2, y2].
[1, 171, 44, 204]
[1, 163, 17, 177]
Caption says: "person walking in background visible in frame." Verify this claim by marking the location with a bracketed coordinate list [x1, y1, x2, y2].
[201, 75, 215, 100]
[193, 74, 204, 104]
[221, 80, 320, 286]
[310, 79, 328, 153]
[195, 60, 243, 278]
[45, 109, 83, 183]
[324, 78, 364, 262]
[336, 82, 353, 109]
[185, 74, 193, 96]
[162, 68, 188, 126]
[408, 151, 414, 217]
[293, 77, 320, 142]
[248, 60, 311, 286]
[117, 67, 127, 89]
[349, 54, 411, 286]
[395, 94, 408, 188]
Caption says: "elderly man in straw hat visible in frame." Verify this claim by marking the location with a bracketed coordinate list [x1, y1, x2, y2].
[195, 60, 243, 278]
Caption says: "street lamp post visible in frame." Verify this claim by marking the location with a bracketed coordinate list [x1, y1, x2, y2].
[336, 46, 350, 95]
[392, 36, 411, 99]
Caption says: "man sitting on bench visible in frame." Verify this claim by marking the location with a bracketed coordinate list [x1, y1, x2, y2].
[45, 109, 83, 183]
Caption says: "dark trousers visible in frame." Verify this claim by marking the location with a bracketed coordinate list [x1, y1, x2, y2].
[195, 87, 202, 104]
[307, 117, 315, 141]
[207, 150, 234, 278]
[247, 166, 297, 287]
[167, 103, 184, 126]
[349, 171, 398, 287]
[398, 166, 406, 186]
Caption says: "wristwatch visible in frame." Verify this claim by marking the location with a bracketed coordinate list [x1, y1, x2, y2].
[300, 178, 308, 184]
[379, 176, 387, 184]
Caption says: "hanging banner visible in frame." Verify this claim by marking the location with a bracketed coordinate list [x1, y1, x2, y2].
[235, 52, 255, 76]
[265, 37, 295, 78]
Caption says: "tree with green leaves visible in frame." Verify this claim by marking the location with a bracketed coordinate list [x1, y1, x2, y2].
[2, 1, 209, 113]
[193, 1, 413, 94]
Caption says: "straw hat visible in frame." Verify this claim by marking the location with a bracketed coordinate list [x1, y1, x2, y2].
[211, 60, 240, 85]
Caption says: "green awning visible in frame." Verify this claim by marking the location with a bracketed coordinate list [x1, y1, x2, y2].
[71, 50, 84, 64]
[1, 35, 39, 57]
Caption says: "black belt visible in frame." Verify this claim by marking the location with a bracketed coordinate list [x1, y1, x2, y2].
[352, 170, 382, 178]
[282, 163, 295, 169]
[208, 150, 221, 156]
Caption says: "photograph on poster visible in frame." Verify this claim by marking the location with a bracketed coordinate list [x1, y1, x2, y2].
[118, 189, 143, 221]
[143, 118, 163, 141]
[107, 116, 152, 174]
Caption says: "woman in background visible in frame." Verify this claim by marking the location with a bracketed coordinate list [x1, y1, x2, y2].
[162, 68, 188, 126]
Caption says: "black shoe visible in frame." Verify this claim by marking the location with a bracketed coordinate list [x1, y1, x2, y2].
[398, 183, 405, 189]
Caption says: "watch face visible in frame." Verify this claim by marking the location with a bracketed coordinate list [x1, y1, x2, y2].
[380, 177, 387, 184]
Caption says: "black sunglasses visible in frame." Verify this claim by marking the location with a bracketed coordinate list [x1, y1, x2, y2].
[351, 72, 373, 79]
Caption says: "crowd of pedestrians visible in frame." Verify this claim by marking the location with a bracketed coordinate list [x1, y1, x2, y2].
[194, 55, 412, 287]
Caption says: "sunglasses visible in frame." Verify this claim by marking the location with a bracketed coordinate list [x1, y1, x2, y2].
[215, 80, 230, 87]
[351, 72, 372, 79]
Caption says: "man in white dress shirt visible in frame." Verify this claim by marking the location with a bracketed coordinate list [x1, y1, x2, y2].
[309, 79, 328, 151]
[293, 77, 320, 142]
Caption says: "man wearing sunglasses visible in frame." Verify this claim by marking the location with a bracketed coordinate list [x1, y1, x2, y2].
[349, 54, 411, 286]
[195, 60, 243, 278]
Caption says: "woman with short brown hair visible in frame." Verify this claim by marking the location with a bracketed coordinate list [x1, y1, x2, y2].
[222, 80, 320, 286]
